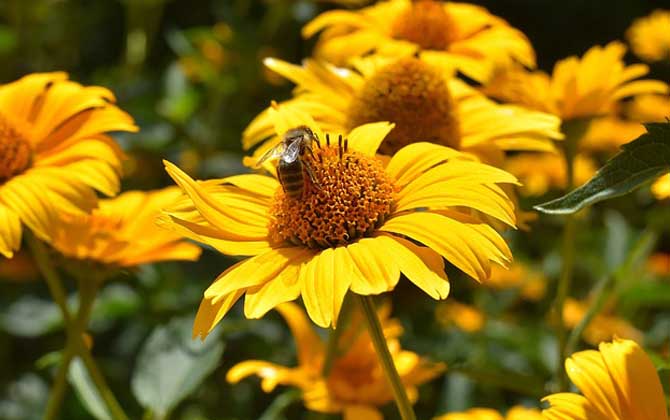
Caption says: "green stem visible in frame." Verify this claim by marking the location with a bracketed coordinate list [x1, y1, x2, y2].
[356, 295, 416, 420]
[565, 230, 657, 356]
[26, 234, 72, 324]
[554, 121, 580, 392]
[555, 214, 576, 391]
[564, 274, 611, 357]
[27, 234, 128, 420]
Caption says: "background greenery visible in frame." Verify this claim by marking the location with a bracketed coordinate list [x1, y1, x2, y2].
[0, 1, 669, 419]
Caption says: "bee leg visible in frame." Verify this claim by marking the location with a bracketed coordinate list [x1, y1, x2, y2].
[303, 162, 321, 192]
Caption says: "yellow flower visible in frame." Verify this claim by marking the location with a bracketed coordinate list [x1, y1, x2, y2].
[484, 42, 668, 121]
[245, 56, 562, 163]
[487, 263, 547, 301]
[627, 94, 670, 123]
[562, 298, 643, 347]
[579, 116, 646, 153]
[542, 338, 669, 420]
[647, 252, 670, 276]
[48, 187, 201, 269]
[0, 72, 138, 258]
[627, 10, 670, 62]
[302, 0, 536, 82]
[161, 104, 517, 335]
[435, 301, 485, 333]
[652, 173, 670, 200]
[227, 302, 445, 418]
[504, 153, 596, 196]
[434, 406, 542, 420]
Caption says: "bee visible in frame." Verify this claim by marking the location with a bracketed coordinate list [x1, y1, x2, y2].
[255, 126, 320, 200]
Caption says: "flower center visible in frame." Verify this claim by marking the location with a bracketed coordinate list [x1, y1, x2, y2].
[347, 57, 460, 155]
[0, 113, 32, 183]
[391, 0, 457, 50]
[269, 137, 395, 249]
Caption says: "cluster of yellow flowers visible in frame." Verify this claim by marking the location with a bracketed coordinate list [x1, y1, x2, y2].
[1, 1, 669, 419]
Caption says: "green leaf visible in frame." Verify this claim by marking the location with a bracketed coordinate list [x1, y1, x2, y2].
[535, 122, 670, 214]
[68, 357, 112, 420]
[131, 316, 225, 419]
[1, 296, 62, 337]
[0, 374, 48, 420]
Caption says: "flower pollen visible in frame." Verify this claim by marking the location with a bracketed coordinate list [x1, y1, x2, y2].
[0, 113, 32, 183]
[391, 0, 457, 50]
[269, 136, 395, 249]
[347, 57, 460, 155]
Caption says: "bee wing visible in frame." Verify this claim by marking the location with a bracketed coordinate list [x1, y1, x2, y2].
[283, 139, 301, 163]
[254, 142, 286, 168]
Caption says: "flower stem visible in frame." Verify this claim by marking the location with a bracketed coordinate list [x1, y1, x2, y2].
[553, 119, 588, 391]
[356, 295, 416, 420]
[555, 214, 575, 391]
[27, 234, 128, 420]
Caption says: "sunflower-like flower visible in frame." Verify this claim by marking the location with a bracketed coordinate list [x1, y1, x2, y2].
[0, 72, 138, 258]
[48, 187, 201, 271]
[484, 42, 668, 122]
[562, 298, 643, 346]
[487, 263, 547, 301]
[434, 406, 542, 420]
[435, 301, 485, 333]
[503, 153, 596, 196]
[647, 252, 670, 277]
[245, 56, 562, 164]
[161, 105, 517, 334]
[303, 0, 535, 82]
[228, 302, 445, 418]
[627, 94, 670, 123]
[627, 10, 670, 62]
[652, 173, 670, 200]
[542, 338, 669, 420]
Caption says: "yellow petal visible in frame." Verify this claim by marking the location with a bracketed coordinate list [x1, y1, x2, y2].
[276, 302, 325, 367]
[343, 405, 383, 420]
[377, 235, 450, 299]
[0, 174, 56, 241]
[346, 122, 395, 156]
[542, 393, 610, 420]
[244, 263, 302, 319]
[385, 142, 470, 187]
[205, 248, 309, 300]
[268, 102, 324, 142]
[299, 247, 352, 328]
[346, 237, 400, 295]
[599, 338, 668, 420]
[380, 212, 511, 282]
[565, 350, 621, 419]
[0, 204, 22, 258]
[192, 291, 244, 340]
[226, 360, 288, 392]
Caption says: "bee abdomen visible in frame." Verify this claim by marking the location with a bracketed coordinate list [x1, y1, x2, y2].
[278, 163, 305, 200]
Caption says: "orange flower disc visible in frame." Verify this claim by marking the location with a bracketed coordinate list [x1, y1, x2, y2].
[347, 57, 460, 154]
[391, 0, 457, 50]
[269, 142, 394, 249]
[0, 114, 31, 182]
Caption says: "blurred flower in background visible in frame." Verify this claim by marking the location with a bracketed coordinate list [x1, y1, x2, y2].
[562, 298, 643, 346]
[542, 338, 669, 420]
[228, 302, 446, 419]
[0, 72, 137, 258]
[627, 10, 670, 63]
[434, 405, 542, 420]
[49, 187, 201, 273]
[303, 0, 535, 82]
[435, 301, 485, 333]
